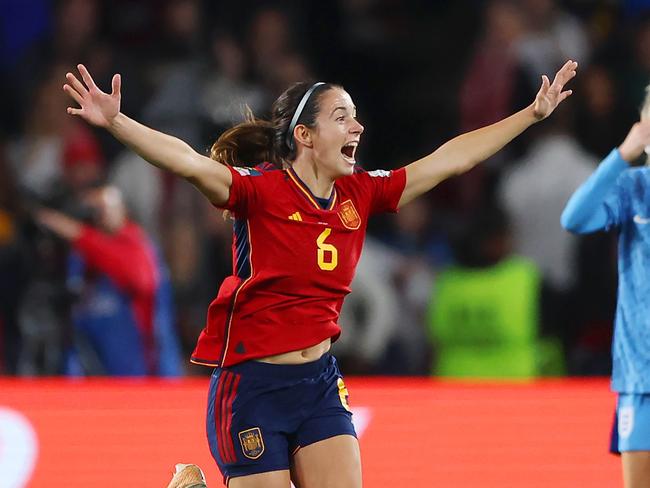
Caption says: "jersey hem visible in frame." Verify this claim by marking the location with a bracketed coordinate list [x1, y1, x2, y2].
[190, 357, 219, 367]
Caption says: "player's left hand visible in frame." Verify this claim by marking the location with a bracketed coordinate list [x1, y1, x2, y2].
[532, 59, 578, 120]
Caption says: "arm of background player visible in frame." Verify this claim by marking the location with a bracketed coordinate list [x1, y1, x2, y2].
[561, 121, 650, 233]
[559, 150, 627, 233]
[35, 209, 155, 295]
[398, 60, 577, 207]
[63, 64, 232, 206]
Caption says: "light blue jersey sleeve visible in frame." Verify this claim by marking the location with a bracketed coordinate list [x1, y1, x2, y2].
[561, 148, 631, 233]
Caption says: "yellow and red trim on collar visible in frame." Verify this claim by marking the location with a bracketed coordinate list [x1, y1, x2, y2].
[286, 168, 338, 210]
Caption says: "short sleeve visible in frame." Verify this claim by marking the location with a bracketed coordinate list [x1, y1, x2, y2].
[356, 167, 407, 214]
[221, 166, 264, 216]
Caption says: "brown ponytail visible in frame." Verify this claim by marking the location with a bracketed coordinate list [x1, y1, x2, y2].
[208, 82, 339, 170]
[209, 109, 281, 168]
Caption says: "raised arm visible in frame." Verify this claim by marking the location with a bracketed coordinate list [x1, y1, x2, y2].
[398, 60, 578, 207]
[561, 120, 650, 233]
[63, 64, 231, 206]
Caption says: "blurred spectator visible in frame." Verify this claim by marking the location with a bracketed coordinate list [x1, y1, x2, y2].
[335, 238, 401, 374]
[141, 0, 204, 148]
[575, 64, 636, 157]
[378, 200, 442, 375]
[62, 124, 105, 193]
[382, 197, 452, 266]
[0, 0, 641, 378]
[427, 207, 564, 378]
[10, 0, 101, 128]
[517, 0, 590, 87]
[145, 0, 202, 87]
[498, 107, 596, 294]
[34, 185, 182, 376]
[460, 0, 528, 133]
[498, 110, 600, 363]
[8, 66, 73, 200]
[447, 1, 530, 214]
[621, 16, 650, 114]
[110, 151, 164, 240]
[263, 52, 314, 100]
[0, 140, 31, 374]
[201, 33, 267, 134]
[247, 8, 294, 85]
[170, 198, 233, 371]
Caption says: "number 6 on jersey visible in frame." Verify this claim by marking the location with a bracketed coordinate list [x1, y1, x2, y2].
[317, 228, 338, 271]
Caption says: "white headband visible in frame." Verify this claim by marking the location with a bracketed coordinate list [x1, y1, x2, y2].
[285, 82, 326, 150]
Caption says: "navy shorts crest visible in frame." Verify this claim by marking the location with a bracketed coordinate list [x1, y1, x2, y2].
[206, 354, 356, 484]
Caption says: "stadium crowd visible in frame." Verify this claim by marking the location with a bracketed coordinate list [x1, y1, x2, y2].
[0, 0, 647, 377]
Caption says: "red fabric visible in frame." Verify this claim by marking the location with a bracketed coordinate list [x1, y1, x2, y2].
[214, 371, 227, 462]
[73, 222, 159, 338]
[191, 166, 406, 367]
[224, 373, 240, 462]
[63, 125, 103, 169]
[460, 44, 516, 132]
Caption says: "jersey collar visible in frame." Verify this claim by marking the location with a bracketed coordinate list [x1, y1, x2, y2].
[286, 167, 338, 210]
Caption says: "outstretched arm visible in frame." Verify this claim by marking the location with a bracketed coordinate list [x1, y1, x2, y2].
[399, 60, 578, 207]
[63, 64, 231, 206]
[561, 120, 650, 233]
[35, 208, 155, 294]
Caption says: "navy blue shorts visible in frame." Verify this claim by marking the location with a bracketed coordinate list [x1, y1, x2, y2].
[206, 354, 356, 485]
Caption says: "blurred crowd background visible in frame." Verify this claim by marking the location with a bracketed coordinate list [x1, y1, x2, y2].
[1, 0, 648, 378]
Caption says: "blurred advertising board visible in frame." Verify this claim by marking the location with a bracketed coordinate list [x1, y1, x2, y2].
[0, 378, 618, 487]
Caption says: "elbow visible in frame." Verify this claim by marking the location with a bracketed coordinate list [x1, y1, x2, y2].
[560, 207, 584, 234]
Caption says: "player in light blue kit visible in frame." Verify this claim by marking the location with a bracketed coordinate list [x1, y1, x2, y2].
[561, 87, 650, 488]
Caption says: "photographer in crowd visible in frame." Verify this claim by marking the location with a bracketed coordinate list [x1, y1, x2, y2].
[35, 184, 182, 376]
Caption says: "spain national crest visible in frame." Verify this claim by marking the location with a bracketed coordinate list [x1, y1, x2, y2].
[238, 427, 265, 459]
[337, 199, 361, 230]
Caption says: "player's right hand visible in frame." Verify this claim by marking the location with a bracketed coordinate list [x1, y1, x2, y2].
[63, 64, 121, 129]
[619, 120, 650, 163]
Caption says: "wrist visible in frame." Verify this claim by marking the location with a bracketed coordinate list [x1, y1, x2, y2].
[525, 104, 542, 124]
[107, 112, 126, 133]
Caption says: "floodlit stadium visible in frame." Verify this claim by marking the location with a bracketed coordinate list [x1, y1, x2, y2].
[1, 1, 646, 486]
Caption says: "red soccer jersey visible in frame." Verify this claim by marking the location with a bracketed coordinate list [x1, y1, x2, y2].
[191, 164, 406, 367]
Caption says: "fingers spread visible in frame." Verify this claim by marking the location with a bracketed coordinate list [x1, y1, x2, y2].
[77, 64, 97, 90]
[66, 72, 88, 95]
[63, 84, 84, 106]
[553, 60, 578, 86]
[558, 89, 573, 102]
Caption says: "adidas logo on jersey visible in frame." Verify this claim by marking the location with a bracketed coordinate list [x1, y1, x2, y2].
[288, 212, 303, 221]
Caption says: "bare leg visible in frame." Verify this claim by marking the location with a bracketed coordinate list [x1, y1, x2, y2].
[229, 470, 291, 488]
[622, 452, 650, 488]
[291, 435, 361, 488]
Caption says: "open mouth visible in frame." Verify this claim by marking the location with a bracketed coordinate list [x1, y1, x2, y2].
[341, 142, 358, 162]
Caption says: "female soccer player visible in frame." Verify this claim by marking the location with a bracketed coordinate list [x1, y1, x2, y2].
[562, 89, 650, 488]
[63, 60, 576, 488]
